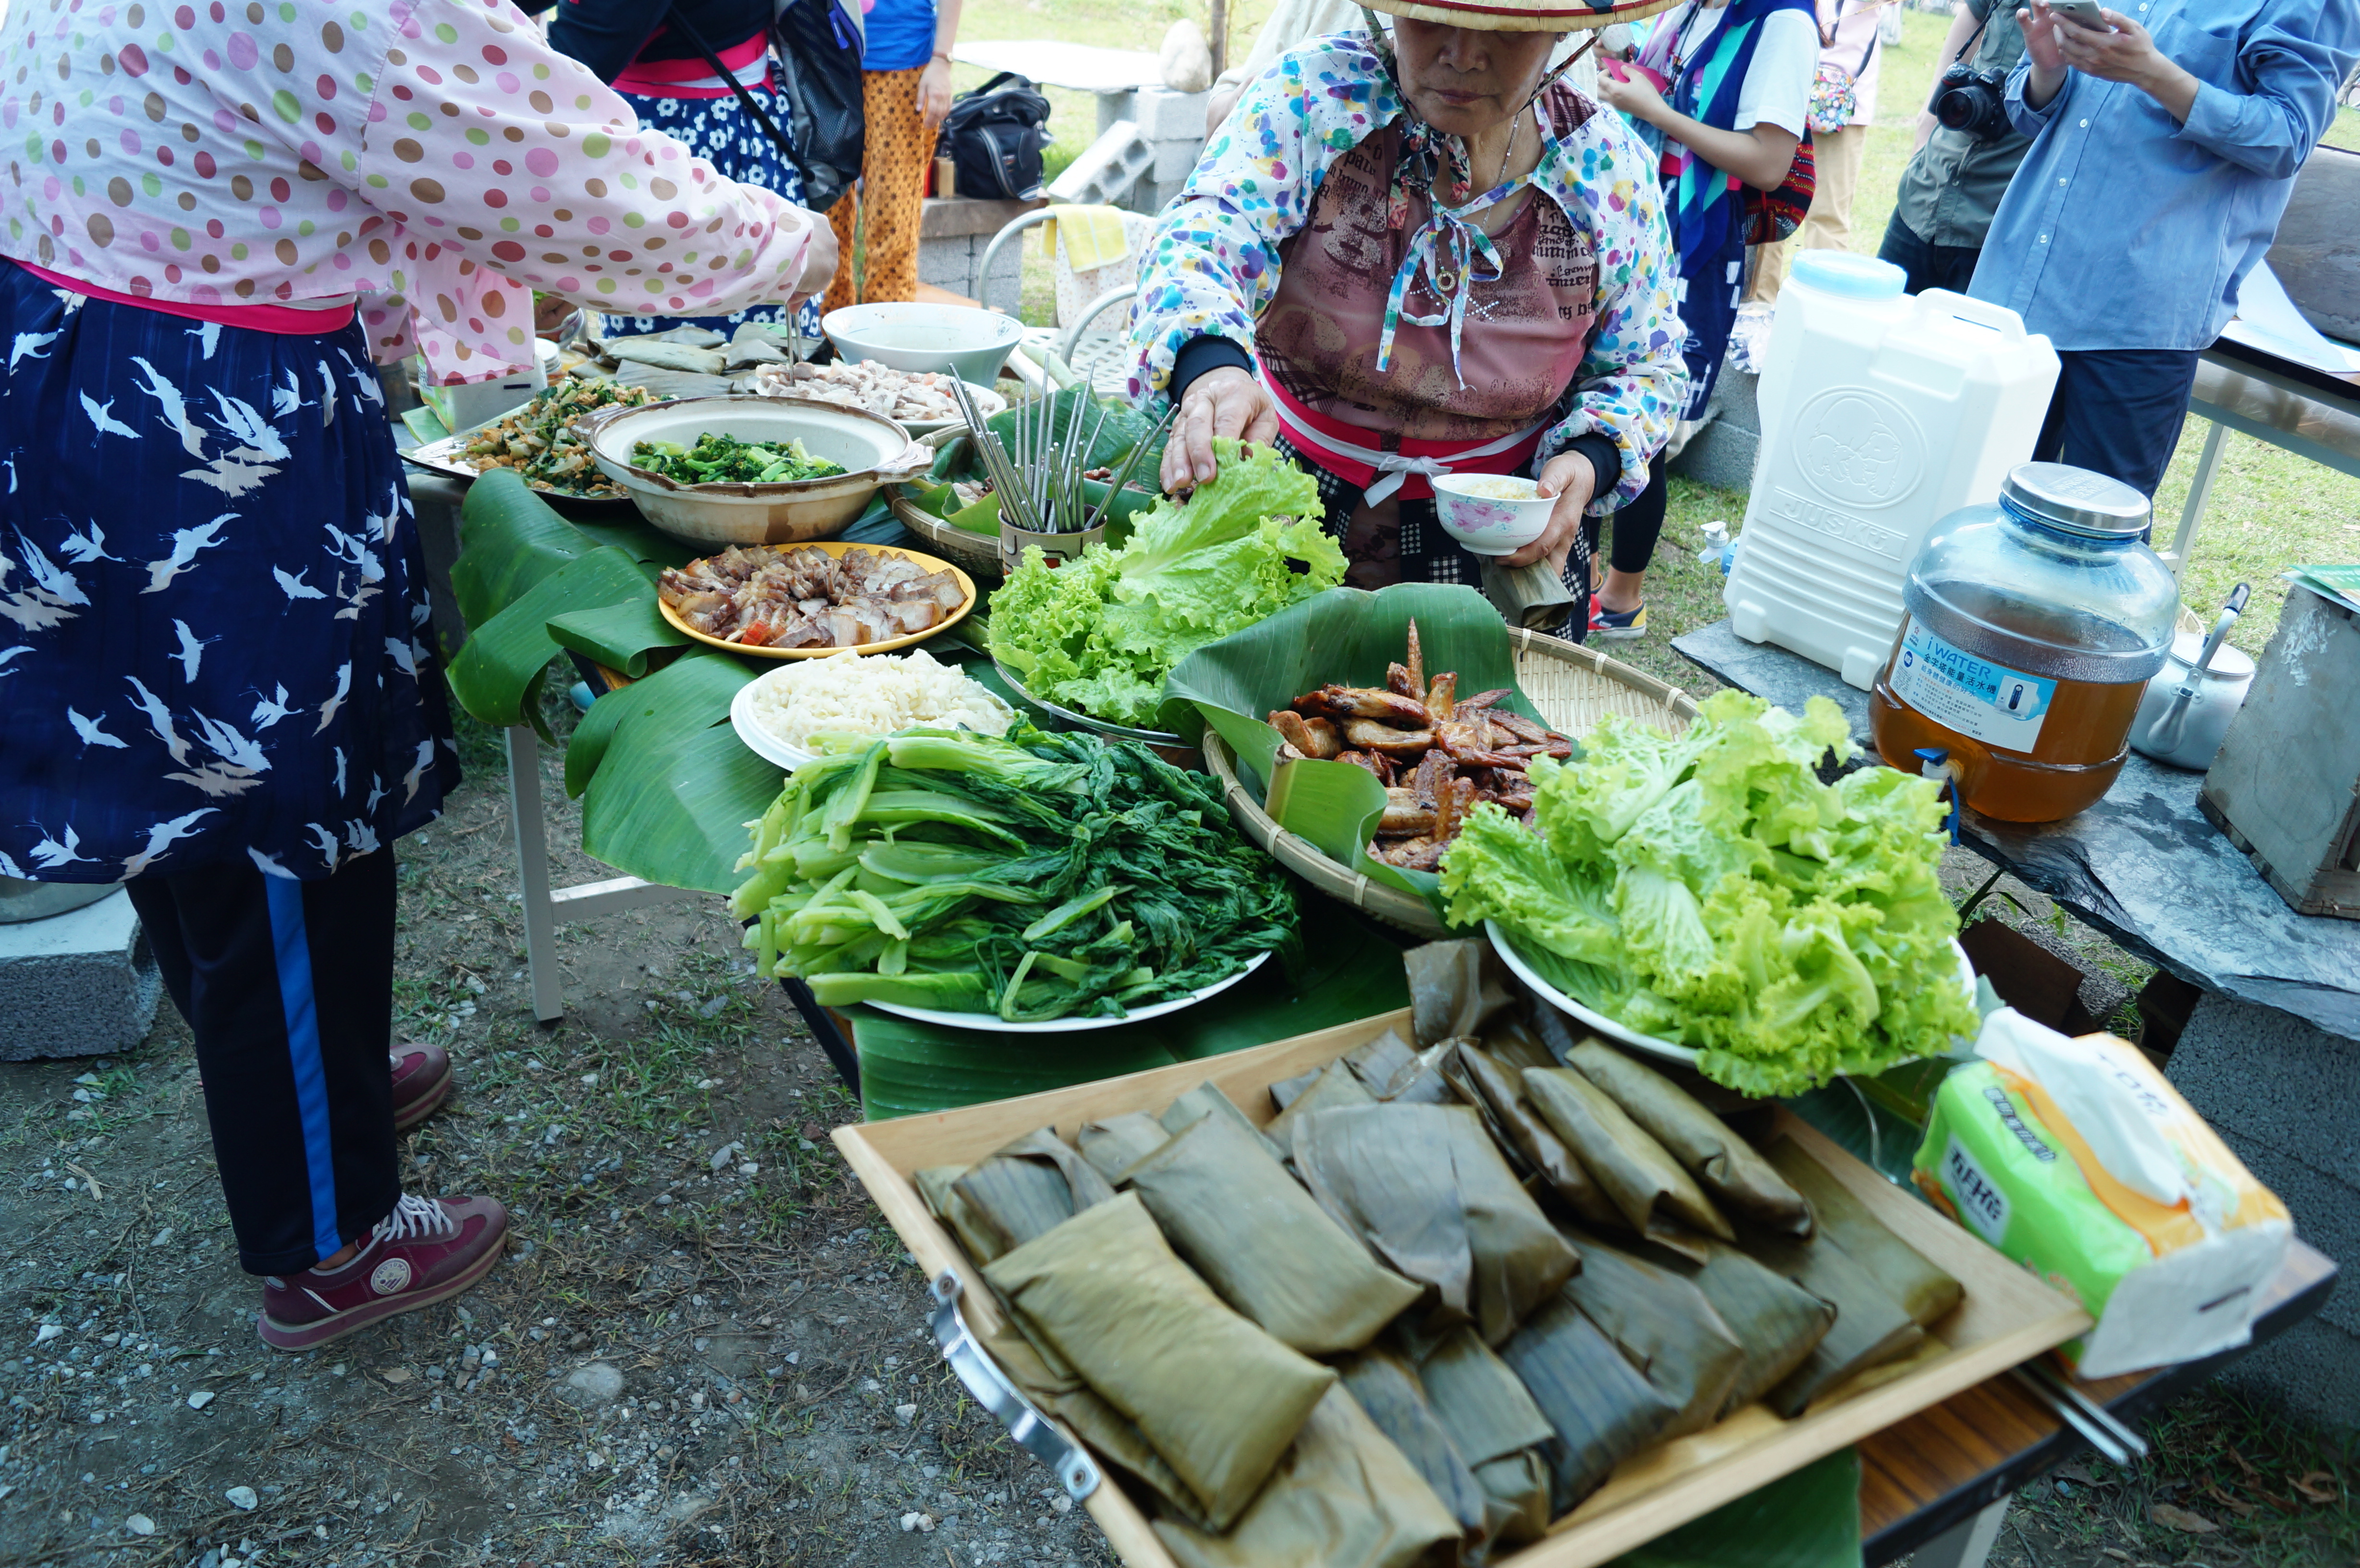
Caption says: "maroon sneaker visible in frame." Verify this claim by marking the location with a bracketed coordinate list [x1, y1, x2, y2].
[391, 1042, 452, 1132]
[257, 1194, 508, 1352]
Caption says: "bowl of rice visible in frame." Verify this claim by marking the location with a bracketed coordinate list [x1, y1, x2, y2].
[729, 648, 1017, 771]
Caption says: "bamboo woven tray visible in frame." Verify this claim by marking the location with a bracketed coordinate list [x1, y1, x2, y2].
[835, 1008, 2091, 1568]
[1202, 627, 1702, 939]
[888, 429, 1004, 578]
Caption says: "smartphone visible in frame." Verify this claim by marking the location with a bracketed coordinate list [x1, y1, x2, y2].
[2047, 0, 2113, 29]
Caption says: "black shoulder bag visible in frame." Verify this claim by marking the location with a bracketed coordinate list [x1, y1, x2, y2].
[672, 1, 865, 211]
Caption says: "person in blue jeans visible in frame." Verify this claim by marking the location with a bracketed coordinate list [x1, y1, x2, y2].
[1876, 0, 2030, 297]
[1964, 0, 2360, 498]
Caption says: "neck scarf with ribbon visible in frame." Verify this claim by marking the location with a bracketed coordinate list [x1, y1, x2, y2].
[1361, 12, 1577, 388]
[1634, 0, 1811, 278]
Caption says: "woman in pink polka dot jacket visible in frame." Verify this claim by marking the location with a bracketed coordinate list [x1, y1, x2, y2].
[0, 0, 833, 1353]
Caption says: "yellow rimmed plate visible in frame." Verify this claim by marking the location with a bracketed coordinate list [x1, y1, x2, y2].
[655, 540, 979, 661]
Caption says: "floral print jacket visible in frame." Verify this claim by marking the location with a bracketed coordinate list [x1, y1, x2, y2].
[1128, 34, 1686, 509]
[0, 0, 816, 384]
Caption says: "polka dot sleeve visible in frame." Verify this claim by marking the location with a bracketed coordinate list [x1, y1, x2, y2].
[0, 0, 814, 387]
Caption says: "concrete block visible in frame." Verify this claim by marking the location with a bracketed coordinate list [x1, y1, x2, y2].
[2219, 1312, 2360, 1433]
[2191, 1132, 2360, 1341]
[2169, 994, 2360, 1188]
[1049, 120, 1153, 210]
[0, 890, 162, 1061]
[1095, 89, 1133, 140]
[1152, 138, 1205, 182]
[1131, 177, 1191, 217]
[1131, 85, 1211, 141]
[918, 196, 1043, 241]
[1670, 362, 1763, 493]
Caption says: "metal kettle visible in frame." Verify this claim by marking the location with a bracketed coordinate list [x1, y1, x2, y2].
[2129, 585, 2254, 771]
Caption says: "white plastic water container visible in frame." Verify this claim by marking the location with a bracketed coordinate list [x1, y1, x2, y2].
[1724, 252, 2061, 689]
[420, 336, 558, 434]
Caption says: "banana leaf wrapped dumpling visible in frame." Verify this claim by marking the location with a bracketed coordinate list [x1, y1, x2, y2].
[1498, 1290, 1682, 1510]
[1558, 1231, 1746, 1439]
[1523, 1067, 1734, 1252]
[918, 1127, 1117, 1265]
[1763, 1137, 1963, 1328]
[1075, 1111, 1171, 1185]
[1564, 1041, 1812, 1236]
[1735, 1226, 1923, 1418]
[983, 1192, 1335, 1531]
[1295, 1102, 1581, 1346]
[1152, 1385, 1464, 1568]
[1416, 1325, 1559, 1549]
[1123, 1112, 1423, 1353]
[1443, 1042, 1623, 1230]
[1646, 1237, 1837, 1417]
[1333, 1347, 1490, 1542]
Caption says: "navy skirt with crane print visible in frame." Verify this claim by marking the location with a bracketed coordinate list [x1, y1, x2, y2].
[0, 260, 459, 884]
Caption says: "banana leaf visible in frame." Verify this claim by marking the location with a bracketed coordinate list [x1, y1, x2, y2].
[1124, 1111, 1423, 1353]
[564, 512, 699, 568]
[450, 467, 601, 630]
[916, 387, 1168, 538]
[1642, 1237, 1836, 1418]
[1736, 1227, 1924, 1419]
[1559, 1230, 1747, 1439]
[1761, 1139, 1962, 1329]
[1497, 1289, 1681, 1511]
[1333, 1347, 1490, 1538]
[1566, 1041, 1812, 1237]
[1077, 1112, 1172, 1184]
[852, 906, 1409, 1120]
[1609, 1448, 1861, 1568]
[546, 595, 689, 680]
[1524, 1067, 1737, 1251]
[1158, 1081, 1287, 1163]
[1152, 1385, 1464, 1568]
[983, 1192, 1335, 1532]
[1444, 1042, 1624, 1229]
[445, 545, 654, 733]
[563, 649, 751, 798]
[574, 649, 769, 894]
[1158, 583, 1553, 909]
[936, 1127, 1118, 1264]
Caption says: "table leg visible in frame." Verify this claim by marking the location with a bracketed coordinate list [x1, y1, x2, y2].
[506, 724, 565, 1024]
[1910, 1496, 2010, 1568]
[2163, 418, 2228, 579]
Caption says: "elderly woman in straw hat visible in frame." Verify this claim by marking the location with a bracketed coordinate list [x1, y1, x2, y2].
[1128, 0, 1686, 639]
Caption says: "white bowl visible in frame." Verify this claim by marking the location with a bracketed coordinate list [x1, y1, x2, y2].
[1433, 473, 1555, 557]
[578, 394, 931, 547]
[824, 303, 1026, 386]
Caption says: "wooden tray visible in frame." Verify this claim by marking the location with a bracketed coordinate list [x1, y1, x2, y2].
[1202, 628, 1703, 939]
[834, 1008, 2092, 1568]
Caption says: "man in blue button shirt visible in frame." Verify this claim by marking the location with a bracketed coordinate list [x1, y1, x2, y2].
[1967, 0, 2360, 498]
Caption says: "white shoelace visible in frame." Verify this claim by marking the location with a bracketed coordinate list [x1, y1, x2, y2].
[375, 1192, 458, 1244]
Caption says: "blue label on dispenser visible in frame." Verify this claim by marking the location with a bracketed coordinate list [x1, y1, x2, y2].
[1891, 623, 2056, 750]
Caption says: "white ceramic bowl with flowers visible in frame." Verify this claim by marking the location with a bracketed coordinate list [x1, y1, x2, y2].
[1433, 473, 1555, 557]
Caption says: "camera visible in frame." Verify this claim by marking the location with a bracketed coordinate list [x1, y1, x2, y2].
[1934, 61, 2011, 141]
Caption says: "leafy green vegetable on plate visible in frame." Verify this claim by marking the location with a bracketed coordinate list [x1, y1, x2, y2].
[732, 725, 1299, 1022]
[1439, 692, 1978, 1097]
[986, 439, 1346, 729]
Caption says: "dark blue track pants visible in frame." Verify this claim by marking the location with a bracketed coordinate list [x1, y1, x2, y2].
[126, 852, 401, 1276]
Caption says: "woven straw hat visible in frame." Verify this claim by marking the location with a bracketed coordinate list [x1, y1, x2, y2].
[1362, 0, 1681, 30]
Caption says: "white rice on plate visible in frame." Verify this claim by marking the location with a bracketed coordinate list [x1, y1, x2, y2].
[742, 649, 1013, 753]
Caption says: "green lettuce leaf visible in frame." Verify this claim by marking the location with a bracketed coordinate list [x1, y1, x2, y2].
[985, 441, 1344, 727]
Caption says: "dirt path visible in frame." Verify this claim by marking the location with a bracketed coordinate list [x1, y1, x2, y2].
[0, 717, 1115, 1568]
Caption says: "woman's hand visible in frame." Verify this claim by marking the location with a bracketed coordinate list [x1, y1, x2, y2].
[1508, 451, 1598, 573]
[1595, 61, 1668, 125]
[1162, 365, 1278, 492]
[788, 219, 840, 311]
[918, 59, 956, 132]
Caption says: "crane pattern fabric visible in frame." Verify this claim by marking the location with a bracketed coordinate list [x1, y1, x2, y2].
[0, 262, 458, 884]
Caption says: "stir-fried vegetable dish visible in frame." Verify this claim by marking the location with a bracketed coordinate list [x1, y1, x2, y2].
[631, 432, 848, 485]
[459, 378, 655, 497]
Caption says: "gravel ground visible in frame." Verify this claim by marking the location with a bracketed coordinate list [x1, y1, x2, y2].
[0, 706, 1116, 1568]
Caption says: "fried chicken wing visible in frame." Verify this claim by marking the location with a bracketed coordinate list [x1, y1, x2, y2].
[1342, 719, 1436, 757]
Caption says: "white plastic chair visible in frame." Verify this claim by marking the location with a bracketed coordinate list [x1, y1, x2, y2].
[976, 205, 1160, 393]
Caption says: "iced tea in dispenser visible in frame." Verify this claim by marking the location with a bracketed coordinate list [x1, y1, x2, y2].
[1869, 464, 2178, 823]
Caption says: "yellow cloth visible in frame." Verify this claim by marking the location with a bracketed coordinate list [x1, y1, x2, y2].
[1043, 205, 1131, 273]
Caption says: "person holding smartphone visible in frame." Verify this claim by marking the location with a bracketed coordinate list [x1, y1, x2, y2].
[1877, 0, 2031, 296]
[1963, 0, 2360, 498]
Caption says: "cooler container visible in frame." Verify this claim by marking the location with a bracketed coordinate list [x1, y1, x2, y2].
[1725, 253, 2061, 689]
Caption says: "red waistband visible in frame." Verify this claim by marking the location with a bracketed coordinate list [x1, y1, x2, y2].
[1262, 370, 1546, 503]
[18, 260, 358, 335]
[615, 32, 773, 98]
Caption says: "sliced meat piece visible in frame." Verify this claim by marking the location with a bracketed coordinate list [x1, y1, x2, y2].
[1292, 685, 1431, 726]
[1424, 671, 1457, 726]
[1298, 717, 1342, 760]
[1458, 687, 1511, 713]
[1490, 710, 1554, 745]
[1404, 618, 1425, 697]
[1378, 788, 1436, 838]
[1410, 749, 1453, 809]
